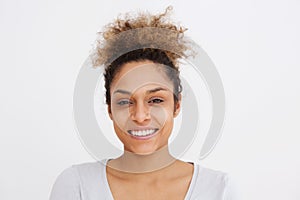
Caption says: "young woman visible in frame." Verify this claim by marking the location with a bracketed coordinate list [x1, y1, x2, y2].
[50, 7, 237, 200]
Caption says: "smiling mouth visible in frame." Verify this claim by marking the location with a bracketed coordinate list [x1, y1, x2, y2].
[127, 128, 159, 138]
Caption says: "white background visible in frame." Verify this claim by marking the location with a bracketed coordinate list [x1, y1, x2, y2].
[1, 0, 299, 199]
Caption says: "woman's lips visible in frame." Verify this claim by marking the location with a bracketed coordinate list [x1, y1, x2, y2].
[127, 128, 159, 140]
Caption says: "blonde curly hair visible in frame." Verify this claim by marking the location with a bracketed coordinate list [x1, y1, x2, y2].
[92, 6, 191, 68]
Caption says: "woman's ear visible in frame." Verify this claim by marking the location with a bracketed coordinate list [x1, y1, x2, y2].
[173, 94, 182, 118]
[107, 105, 113, 120]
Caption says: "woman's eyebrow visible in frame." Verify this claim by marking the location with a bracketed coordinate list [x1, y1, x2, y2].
[113, 87, 168, 95]
[146, 87, 168, 94]
[113, 89, 131, 95]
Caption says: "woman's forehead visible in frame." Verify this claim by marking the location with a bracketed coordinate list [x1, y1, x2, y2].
[111, 62, 174, 93]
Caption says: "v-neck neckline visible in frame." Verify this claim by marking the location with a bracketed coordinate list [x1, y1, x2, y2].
[102, 158, 198, 200]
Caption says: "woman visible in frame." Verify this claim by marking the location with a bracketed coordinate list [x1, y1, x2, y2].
[50, 7, 237, 200]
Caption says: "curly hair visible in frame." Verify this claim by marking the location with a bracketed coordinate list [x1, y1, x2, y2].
[91, 6, 193, 108]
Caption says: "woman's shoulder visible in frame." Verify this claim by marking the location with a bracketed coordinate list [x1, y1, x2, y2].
[57, 160, 108, 185]
[49, 160, 109, 200]
[72, 160, 105, 173]
[195, 163, 228, 181]
[191, 163, 239, 200]
[54, 161, 105, 179]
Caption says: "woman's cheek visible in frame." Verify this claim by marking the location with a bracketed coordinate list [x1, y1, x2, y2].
[149, 105, 168, 127]
[112, 107, 131, 129]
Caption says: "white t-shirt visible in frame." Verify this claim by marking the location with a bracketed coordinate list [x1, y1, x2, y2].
[49, 159, 238, 200]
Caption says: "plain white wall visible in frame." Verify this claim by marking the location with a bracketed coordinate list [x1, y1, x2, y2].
[1, 0, 299, 199]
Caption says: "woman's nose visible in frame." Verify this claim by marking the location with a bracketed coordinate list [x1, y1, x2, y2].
[130, 101, 150, 123]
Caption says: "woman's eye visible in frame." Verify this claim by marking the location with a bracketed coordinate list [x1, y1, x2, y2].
[117, 100, 132, 106]
[148, 98, 164, 104]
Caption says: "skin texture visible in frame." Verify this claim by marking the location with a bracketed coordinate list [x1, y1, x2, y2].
[109, 61, 179, 155]
[106, 159, 194, 200]
[106, 61, 194, 199]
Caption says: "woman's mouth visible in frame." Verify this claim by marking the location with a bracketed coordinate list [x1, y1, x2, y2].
[127, 128, 159, 140]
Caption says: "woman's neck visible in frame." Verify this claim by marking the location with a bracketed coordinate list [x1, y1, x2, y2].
[107, 145, 177, 174]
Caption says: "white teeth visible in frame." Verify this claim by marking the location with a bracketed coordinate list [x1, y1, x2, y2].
[130, 129, 156, 137]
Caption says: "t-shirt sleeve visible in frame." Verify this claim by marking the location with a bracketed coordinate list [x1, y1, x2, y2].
[49, 166, 81, 200]
[223, 174, 240, 200]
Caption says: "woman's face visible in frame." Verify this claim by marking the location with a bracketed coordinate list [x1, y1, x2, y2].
[108, 61, 181, 155]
